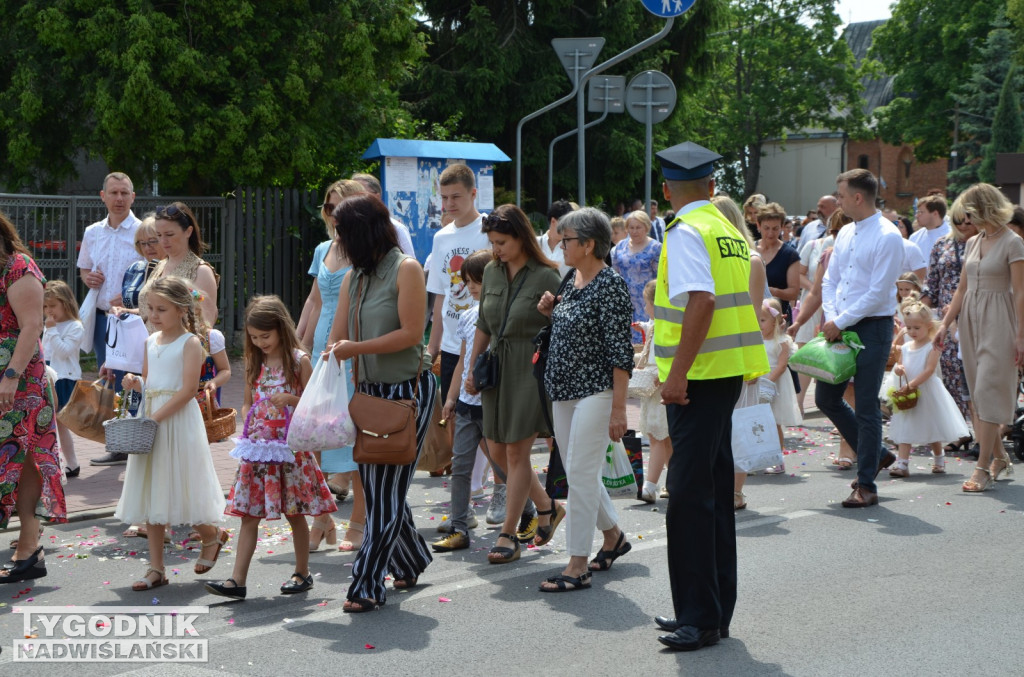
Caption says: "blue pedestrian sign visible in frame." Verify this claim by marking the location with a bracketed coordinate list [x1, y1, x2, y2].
[640, 0, 696, 18]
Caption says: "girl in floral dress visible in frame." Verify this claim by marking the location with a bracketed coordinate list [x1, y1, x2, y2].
[205, 296, 335, 600]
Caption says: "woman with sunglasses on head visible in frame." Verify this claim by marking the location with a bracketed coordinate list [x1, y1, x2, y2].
[464, 205, 563, 565]
[139, 202, 218, 326]
[298, 179, 367, 552]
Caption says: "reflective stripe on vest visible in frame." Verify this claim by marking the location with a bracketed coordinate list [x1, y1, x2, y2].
[653, 206, 770, 382]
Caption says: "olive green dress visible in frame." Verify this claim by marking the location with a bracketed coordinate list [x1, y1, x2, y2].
[477, 257, 561, 442]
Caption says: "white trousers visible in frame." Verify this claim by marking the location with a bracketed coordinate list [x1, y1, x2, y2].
[552, 390, 619, 557]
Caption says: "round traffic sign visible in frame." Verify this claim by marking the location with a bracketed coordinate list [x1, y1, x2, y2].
[640, 0, 697, 19]
[625, 71, 677, 124]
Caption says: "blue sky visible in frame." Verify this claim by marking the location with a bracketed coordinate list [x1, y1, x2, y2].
[836, 0, 893, 25]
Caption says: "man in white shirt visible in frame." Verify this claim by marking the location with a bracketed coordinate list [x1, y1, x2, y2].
[425, 164, 490, 404]
[537, 200, 574, 276]
[909, 195, 950, 271]
[351, 172, 417, 258]
[796, 194, 838, 253]
[819, 169, 903, 507]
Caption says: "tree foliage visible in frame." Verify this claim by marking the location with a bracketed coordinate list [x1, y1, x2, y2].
[0, 1, 425, 194]
[691, 0, 863, 196]
[980, 64, 1024, 183]
[949, 14, 1023, 193]
[409, 0, 727, 211]
[869, 0, 1003, 163]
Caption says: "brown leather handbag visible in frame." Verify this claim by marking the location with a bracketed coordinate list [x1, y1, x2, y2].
[348, 275, 422, 466]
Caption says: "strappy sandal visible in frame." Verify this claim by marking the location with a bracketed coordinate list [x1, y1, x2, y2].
[488, 533, 520, 564]
[589, 531, 631, 572]
[962, 467, 993, 493]
[533, 500, 566, 547]
[393, 576, 418, 590]
[991, 456, 1014, 481]
[539, 571, 592, 592]
[123, 525, 172, 543]
[339, 521, 364, 552]
[0, 546, 46, 583]
[343, 597, 381, 613]
[194, 528, 230, 574]
[309, 517, 337, 552]
[734, 492, 747, 511]
[132, 567, 168, 592]
[832, 456, 854, 470]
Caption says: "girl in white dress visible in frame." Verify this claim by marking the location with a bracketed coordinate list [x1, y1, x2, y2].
[636, 282, 670, 502]
[759, 299, 802, 465]
[887, 300, 969, 477]
[115, 277, 228, 592]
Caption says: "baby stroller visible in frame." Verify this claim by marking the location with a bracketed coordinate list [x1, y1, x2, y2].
[1011, 378, 1024, 462]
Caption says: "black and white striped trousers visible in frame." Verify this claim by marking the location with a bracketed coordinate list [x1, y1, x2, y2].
[347, 370, 437, 604]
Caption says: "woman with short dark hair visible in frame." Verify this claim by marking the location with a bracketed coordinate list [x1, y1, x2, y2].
[538, 208, 633, 591]
[326, 194, 436, 612]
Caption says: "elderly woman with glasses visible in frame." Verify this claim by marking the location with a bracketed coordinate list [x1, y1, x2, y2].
[108, 215, 164, 317]
[536, 208, 634, 591]
[464, 205, 563, 566]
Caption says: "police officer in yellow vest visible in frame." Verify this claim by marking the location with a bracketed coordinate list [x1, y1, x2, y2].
[651, 142, 769, 652]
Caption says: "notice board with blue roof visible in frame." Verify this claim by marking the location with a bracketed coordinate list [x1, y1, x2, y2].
[361, 139, 511, 261]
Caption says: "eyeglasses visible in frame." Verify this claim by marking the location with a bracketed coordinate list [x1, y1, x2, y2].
[320, 202, 336, 213]
[155, 204, 190, 227]
[560, 237, 580, 249]
[135, 238, 160, 247]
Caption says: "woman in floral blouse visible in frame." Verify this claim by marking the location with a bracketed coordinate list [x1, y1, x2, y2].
[537, 208, 634, 592]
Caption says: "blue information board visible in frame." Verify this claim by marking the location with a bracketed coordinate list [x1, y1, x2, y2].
[640, 0, 696, 18]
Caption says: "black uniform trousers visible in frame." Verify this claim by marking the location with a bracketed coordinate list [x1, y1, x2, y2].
[665, 375, 743, 630]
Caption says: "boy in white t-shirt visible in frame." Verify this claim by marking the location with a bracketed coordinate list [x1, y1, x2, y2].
[426, 164, 491, 403]
[536, 200, 574, 276]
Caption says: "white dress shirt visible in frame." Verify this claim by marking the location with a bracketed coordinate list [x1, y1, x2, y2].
[77, 212, 143, 310]
[391, 217, 416, 258]
[901, 238, 927, 274]
[821, 211, 904, 329]
[909, 221, 950, 267]
[665, 200, 715, 304]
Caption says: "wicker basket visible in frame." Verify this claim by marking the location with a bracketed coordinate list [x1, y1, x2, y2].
[103, 379, 158, 454]
[890, 374, 920, 411]
[201, 395, 237, 443]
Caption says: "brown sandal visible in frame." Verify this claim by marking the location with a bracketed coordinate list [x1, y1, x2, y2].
[194, 529, 230, 574]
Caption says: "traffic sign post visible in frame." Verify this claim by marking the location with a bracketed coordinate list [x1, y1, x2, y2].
[551, 38, 605, 88]
[626, 71, 677, 215]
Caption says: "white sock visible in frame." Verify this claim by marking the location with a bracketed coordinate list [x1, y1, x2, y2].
[643, 480, 658, 495]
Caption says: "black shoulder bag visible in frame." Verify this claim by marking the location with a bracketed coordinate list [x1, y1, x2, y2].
[472, 271, 529, 392]
[531, 269, 576, 382]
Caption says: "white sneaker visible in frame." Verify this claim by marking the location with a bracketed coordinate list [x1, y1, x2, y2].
[471, 486, 486, 498]
[437, 514, 479, 532]
[485, 485, 506, 525]
[640, 480, 658, 503]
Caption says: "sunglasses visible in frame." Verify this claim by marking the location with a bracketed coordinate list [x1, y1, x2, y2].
[481, 212, 511, 231]
[155, 204, 191, 227]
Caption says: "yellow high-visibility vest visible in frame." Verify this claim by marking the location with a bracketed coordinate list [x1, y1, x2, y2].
[653, 204, 769, 382]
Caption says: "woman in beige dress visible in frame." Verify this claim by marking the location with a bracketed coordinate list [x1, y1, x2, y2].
[937, 184, 1024, 492]
[141, 202, 219, 325]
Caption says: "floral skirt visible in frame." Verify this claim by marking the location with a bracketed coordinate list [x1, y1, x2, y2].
[226, 451, 337, 519]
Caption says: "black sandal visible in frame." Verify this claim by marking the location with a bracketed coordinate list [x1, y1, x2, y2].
[343, 597, 381, 613]
[393, 576, 418, 590]
[0, 546, 46, 583]
[533, 500, 566, 547]
[539, 571, 592, 592]
[488, 533, 520, 564]
[589, 532, 631, 572]
[280, 572, 314, 595]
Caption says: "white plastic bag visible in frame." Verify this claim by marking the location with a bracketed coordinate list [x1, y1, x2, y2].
[79, 288, 98, 354]
[286, 357, 355, 451]
[601, 440, 638, 496]
[103, 313, 148, 373]
[731, 403, 784, 473]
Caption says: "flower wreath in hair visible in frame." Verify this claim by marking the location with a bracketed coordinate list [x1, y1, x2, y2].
[190, 288, 206, 304]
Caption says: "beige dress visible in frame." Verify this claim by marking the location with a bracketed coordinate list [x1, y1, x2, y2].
[959, 230, 1024, 424]
[138, 252, 216, 328]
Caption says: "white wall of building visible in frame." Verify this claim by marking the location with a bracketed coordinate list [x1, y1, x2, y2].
[757, 136, 845, 215]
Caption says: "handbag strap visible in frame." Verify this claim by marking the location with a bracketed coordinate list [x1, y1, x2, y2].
[494, 268, 530, 341]
[351, 271, 423, 401]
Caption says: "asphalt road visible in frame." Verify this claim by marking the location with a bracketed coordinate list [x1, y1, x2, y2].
[2, 414, 1023, 676]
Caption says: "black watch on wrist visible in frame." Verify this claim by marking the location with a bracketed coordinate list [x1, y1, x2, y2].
[3, 368, 19, 380]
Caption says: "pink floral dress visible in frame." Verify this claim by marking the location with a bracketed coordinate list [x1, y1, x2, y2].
[225, 355, 336, 519]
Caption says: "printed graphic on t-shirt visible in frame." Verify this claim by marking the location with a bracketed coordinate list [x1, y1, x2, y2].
[442, 248, 475, 321]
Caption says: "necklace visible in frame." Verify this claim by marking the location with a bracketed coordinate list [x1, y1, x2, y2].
[154, 332, 184, 357]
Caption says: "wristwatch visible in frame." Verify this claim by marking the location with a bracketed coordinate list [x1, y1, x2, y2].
[3, 368, 19, 380]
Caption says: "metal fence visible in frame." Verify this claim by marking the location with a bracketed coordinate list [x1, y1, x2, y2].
[0, 188, 322, 343]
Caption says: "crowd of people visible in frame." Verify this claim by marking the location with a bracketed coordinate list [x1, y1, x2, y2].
[0, 145, 1021, 651]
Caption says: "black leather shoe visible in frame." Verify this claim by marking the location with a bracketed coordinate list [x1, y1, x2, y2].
[280, 572, 314, 594]
[655, 617, 729, 638]
[205, 578, 246, 600]
[658, 625, 720, 651]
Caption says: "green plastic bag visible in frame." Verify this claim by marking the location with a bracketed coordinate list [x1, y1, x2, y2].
[789, 331, 863, 385]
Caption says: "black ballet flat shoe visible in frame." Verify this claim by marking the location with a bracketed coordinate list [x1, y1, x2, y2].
[0, 546, 46, 584]
[280, 572, 314, 595]
[65, 465, 80, 479]
[205, 578, 247, 600]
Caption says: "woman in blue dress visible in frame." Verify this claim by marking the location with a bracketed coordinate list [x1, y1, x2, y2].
[610, 210, 661, 343]
[300, 180, 364, 552]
